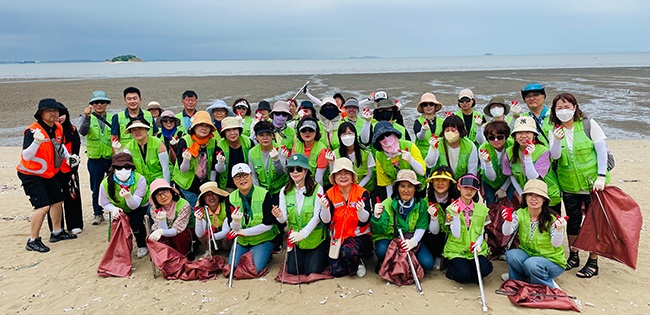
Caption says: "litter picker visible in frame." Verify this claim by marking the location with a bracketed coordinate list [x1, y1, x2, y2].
[398, 229, 423, 293]
[291, 81, 310, 101]
[473, 247, 488, 313]
[203, 206, 219, 257]
[143, 214, 158, 279]
[228, 236, 238, 288]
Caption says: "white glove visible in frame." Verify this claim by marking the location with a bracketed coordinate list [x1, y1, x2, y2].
[194, 208, 204, 221]
[361, 108, 373, 122]
[448, 199, 461, 217]
[553, 217, 567, 232]
[169, 137, 179, 146]
[553, 126, 565, 141]
[111, 208, 122, 220]
[181, 149, 192, 161]
[31, 128, 45, 144]
[148, 229, 164, 241]
[374, 203, 384, 217]
[155, 210, 167, 222]
[112, 139, 122, 152]
[394, 100, 402, 110]
[429, 136, 439, 149]
[470, 241, 481, 253]
[400, 150, 413, 163]
[420, 121, 430, 131]
[231, 209, 243, 223]
[66, 154, 80, 168]
[325, 149, 335, 162]
[478, 149, 491, 162]
[269, 147, 279, 161]
[318, 195, 330, 209]
[495, 189, 507, 200]
[510, 101, 522, 116]
[427, 203, 438, 218]
[216, 151, 226, 163]
[119, 188, 132, 200]
[280, 146, 290, 158]
[297, 109, 308, 119]
[593, 176, 606, 191]
[288, 231, 306, 243]
[523, 143, 535, 157]
[401, 239, 416, 252]
[355, 198, 366, 212]
[254, 112, 263, 122]
[474, 115, 483, 127]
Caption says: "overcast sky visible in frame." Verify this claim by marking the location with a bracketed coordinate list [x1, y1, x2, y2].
[1, 0, 649, 61]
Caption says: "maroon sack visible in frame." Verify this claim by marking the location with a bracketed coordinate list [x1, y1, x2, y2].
[498, 279, 581, 312]
[573, 186, 642, 269]
[274, 262, 334, 285]
[222, 251, 269, 280]
[485, 197, 520, 260]
[378, 238, 424, 286]
[97, 215, 133, 277]
[147, 238, 225, 281]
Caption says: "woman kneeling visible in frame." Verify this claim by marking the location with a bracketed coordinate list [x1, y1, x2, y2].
[148, 179, 194, 257]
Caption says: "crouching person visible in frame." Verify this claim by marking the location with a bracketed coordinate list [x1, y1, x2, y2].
[194, 182, 231, 254]
[148, 178, 194, 258]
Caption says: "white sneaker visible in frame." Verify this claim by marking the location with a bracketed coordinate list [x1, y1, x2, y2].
[433, 257, 442, 270]
[356, 260, 367, 277]
[71, 228, 82, 235]
[137, 247, 149, 258]
[501, 273, 509, 281]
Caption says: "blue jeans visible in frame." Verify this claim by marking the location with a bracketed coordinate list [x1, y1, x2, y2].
[87, 158, 112, 215]
[375, 239, 435, 270]
[179, 188, 198, 209]
[229, 241, 274, 274]
[506, 248, 564, 288]
[483, 182, 515, 206]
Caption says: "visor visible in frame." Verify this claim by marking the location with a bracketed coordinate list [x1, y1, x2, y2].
[427, 169, 456, 183]
[458, 175, 480, 190]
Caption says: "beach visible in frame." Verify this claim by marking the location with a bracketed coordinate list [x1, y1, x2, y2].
[0, 68, 649, 314]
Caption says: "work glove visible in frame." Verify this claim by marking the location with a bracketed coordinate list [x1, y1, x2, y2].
[280, 145, 290, 158]
[479, 149, 491, 162]
[495, 188, 507, 200]
[401, 239, 416, 252]
[288, 231, 306, 244]
[355, 197, 366, 213]
[182, 148, 192, 161]
[429, 136, 439, 149]
[31, 128, 45, 144]
[523, 140, 535, 157]
[112, 139, 122, 152]
[420, 121, 430, 131]
[593, 176, 606, 191]
[297, 109, 308, 119]
[227, 229, 244, 240]
[231, 208, 243, 223]
[510, 100, 522, 116]
[269, 147, 279, 161]
[325, 149, 335, 162]
[66, 154, 81, 168]
[474, 115, 483, 127]
[119, 188, 132, 200]
[216, 151, 226, 163]
[111, 208, 123, 220]
[399, 149, 412, 163]
[553, 216, 568, 232]
[148, 229, 164, 241]
[448, 199, 461, 217]
[427, 202, 438, 218]
[169, 137, 179, 146]
[470, 241, 479, 253]
[501, 206, 514, 222]
[155, 210, 167, 222]
[553, 125, 565, 141]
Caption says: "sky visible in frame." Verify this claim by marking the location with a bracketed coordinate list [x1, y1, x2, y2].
[1, 0, 649, 62]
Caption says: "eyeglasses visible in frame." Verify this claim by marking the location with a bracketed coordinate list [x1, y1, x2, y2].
[91, 101, 109, 105]
[161, 118, 175, 123]
[525, 92, 542, 99]
[300, 128, 315, 133]
[287, 166, 305, 173]
[154, 189, 171, 197]
[459, 98, 472, 103]
[487, 135, 506, 141]
[233, 173, 249, 180]
[114, 165, 134, 170]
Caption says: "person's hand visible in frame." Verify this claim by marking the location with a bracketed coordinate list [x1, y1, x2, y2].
[448, 199, 461, 217]
[303, 85, 309, 94]
[155, 210, 167, 221]
[148, 229, 164, 241]
[288, 231, 305, 244]
[399, 149, 412, 163]
[374, 201, 384, 217]
[194, 207, 204, 221]
[474, 114, 483, 127]
[445, 111, 453, 117]
[280, 145, 290, 158]
[318, 194, 330, 209]
[523, 140, 535, 157]
[501, 206, 514, 222]
[227, 229, 244, 240]
[119, 188, 132, 200]
[169, 137, 179, 146]
[297, 109, 308, 119]
[553, 125, 565, 141]
[112, 139, 122, 152]
[269, 147, 279, 161]
[510, 100, 522, 116]
[271, 205, 282, 218]
[182, 148, 192, 161]
[429, 135, 439, 149]
[254, 111, 263, 122]
[361, 108, 373, 122]
[216, 151, 226, 163]
[231, 207, 243, 223]
[84, 105, 93, 117]
[553, 216, 568, 231]
[401, 239, 416, 252]
[420, 121, 430, 131]
[479, 149, 491, 162]
[66, 154, 80, 168]
[427, 202, 438, 218]
[394, 99, 402, 110]
[31, 128, 46, 145]
[325, 149, 335, 163]
[469, 241, 479, 253]
[355, 197, 366, 213]
[593, 176, 606, 191]
[495, 188, 507, 200]
[111, 208, 122, 220]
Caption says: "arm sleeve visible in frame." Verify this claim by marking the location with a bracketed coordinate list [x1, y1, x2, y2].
[78, 116, 90, 136]
[450, 216, 461, 238]
[411, 228, 425, 245]
[424, 146, 439, 169]
[482, 158, 497, 181]
[360, 120, 372, 145]
[523, 156, 541, 180]
[213, 220, 230, 240]
[98, 182, 119, 212]
[160, 227, 179, 237]
[499, 177, 512, 191]
[273, 154, 285, 175]
[126, 176, 148, 209]
[195, 215, 207, 238]
[429, 218, 440, 235]
[317, 186, 331, 223]
[305, 90, 323, 106]
[276, 189, 288, 224]
[158, 150, 170, 183]
[550, 226, 564, 247]
[358, 98, 372, 107]
[22, 141, 41, 161]
[510, 175, 524, 195]
[502, 212, 519, 236]
[414, 120, 425, 140]
[385, 185, 393, 199]
[407, 144, 426, 176]
[467, 144, 479, 176]
[315, 168, 326, 187]
[594, 140, 609, 175]
[549, 136, 562, 160]
[475, 126, 486, 145]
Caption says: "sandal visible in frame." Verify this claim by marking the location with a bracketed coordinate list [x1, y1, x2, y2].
[576, 258, 599, 278]
[565, 250, 580, 271]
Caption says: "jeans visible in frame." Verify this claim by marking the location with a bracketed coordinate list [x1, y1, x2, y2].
[179, 188, 198, 209]
[87, 158, 112, 215]
[375, 239, 435, 270]
[482, 182, 515, 206]
[506, 248, 564, 288]
[229, 241, 274, 274]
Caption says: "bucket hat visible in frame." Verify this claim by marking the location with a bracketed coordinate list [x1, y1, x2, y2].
[206, 100, 236, 119]
[198, 181, 229, 205]
[417, 92, 443, 113]
[329, 157, 358, 185]
[156, 110, 181, 127]
[483, 97, 510, 117]
[511, 116, 538, 135]
[522, 179, 549, 201]
[34, 98, 63, 120]
[392, 169, 422, 192]
[220, 116, 243, 135]
[111, 152, 135, 169]
[372, 121, 402, 151]
[270, 101, 292, 117]
[189, 111, 217, 135]
[147, 101, 161, 110]
[89, 91, 111, 104]
[257, 101, 272, 112]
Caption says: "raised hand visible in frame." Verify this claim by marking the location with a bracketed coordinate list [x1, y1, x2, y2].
[119, 188, 132, 200]
[194, 207, 205, 221]
[427, 202, 438, 218]
[553, 125, 565, 141]
[448, 199, 461, 216]
[182, 148, 192, 161]
[31, 128, 45, 144]
[269, 147, 280, 161]
[112, 139, 122, 152]
[553, 215, 568, 231]
[361, 108, 373, 122]
[474, 114, 483, 127]
[429, 135, 439, 149]
[399, 148, 412, 163]
[420, 120, 430, 131]
[501, 206, 514, 222]
[479, 149, 491, 162]
[510, 100, 522, 116]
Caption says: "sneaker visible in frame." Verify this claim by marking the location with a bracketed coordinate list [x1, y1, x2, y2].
[26, 237, 50, 253]
[92, 215, 104, 225]
[71, 228, 82, 235]
[433, 257, 442, 270]
[49, 230, 78, 243]
[272, 243, 283, 254]
[356, 260, 367, 277]
[137, 247, 149, 258]
[501, 273, 509, 281]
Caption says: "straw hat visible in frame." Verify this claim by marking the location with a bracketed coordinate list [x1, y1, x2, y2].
[188, 111, 217, 135]
[522, 179, 549, 201]
[483, 97, 510, 117]
[392, 169, 422, 192]
[198, 182, 229, 206]
[147, 101, 161, 110]
[329, 158, 358, 185]
[511, 116, 538, 135]
[125, 119, 151, 133]
[416, 92, 443, 113]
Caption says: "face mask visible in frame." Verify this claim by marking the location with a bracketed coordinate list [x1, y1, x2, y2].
[374, 110, 394, 122]
[272, 114, 288, 128]
[380, 134, 399, 154]
[556, 109, 575, 123]
[444, 131, 460, 143]
[490, 106, 504, 118]
[341, 134, 356, 147]
[115, 168, 132, 182]
[320, 106, 340, 120]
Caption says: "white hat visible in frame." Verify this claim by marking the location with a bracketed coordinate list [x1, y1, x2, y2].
[511, 116, 539, 135]
[458, 89, 474, 100]
[231, 163, 252, 178]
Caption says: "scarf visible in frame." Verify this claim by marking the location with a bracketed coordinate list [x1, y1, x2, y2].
[113, 172, 135, 190]
[397, 198, 415, 218]
[188, 133, 213, 158]
[239, 188, 255, 226]
[162, 126, 177, 139]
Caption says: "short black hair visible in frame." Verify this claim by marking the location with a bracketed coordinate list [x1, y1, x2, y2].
[182, 90, 197, 99]
[123, 86, 141, 98]
[333, 93, 344, 102]
[254, 120, 275, 135]
[441, 115, 468, 138]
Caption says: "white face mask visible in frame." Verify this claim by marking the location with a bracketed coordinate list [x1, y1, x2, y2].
[444, 131, 460, 143]
[556, 109, 575, 123]
[115, 168, 132, 182]
[341, 134, 355, 147]
[490, 106, 505, 118]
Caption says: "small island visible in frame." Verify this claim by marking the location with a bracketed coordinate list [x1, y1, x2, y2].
[105, 55, 142, 63]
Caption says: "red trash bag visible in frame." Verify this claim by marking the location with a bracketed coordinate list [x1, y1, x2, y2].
[274, 261, 334, 285]
[378, 238, 424, 286]
[573, 186, 642, 269]
[485, 198, 520, 260]
[497, 279, 581, 312]
[97, 215, 133, 277]
[147, 238, 225, 281]
[222, 251, 269, 280]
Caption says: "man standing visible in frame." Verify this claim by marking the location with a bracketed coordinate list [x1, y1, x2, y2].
[176, 90, 198, 133]
[79, 91, 113, 225]
[110, 86, 157, 149]
[512, 83, 552, 146]
[18, 99, 80, 252]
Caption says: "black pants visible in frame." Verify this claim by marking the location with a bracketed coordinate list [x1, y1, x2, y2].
[47, 170, 83, 231]
[421, 231, 447, 259]
[446, 256, 493, 284]
[563, 192, 591, 236]
[127, 206, 148, 248]
[287, 241, 328, 276]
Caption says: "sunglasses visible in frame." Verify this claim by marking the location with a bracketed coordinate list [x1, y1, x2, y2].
[287, 166, 305, 173]
[525, 92, 542, 99]
[114, 165, 134, 170]
[487, 135, 506, 141]
[421, 102, 437, 108]
[459, 98, 472, 103]
[300, 128, 315, 133]
[161, 118, 175, 123]
[91, 101, 109, 105]
[235, 105, 248, 110]
[274, 112, 290, 118]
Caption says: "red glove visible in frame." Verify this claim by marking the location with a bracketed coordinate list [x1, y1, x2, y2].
[286, 228, 295, 249]
[445, 111, 453, 117]
[501, 206, 514, 222]
[376, 196, 381, 204]
[227, 230, 242, 240]
[469, 241, 477, 253]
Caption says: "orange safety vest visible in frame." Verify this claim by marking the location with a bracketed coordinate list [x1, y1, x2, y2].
[17, 122, 64, 179]
[326, 184, 370, 242]
[59, 127, 76, 174]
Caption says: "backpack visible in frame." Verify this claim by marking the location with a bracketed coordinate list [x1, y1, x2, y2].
[583, 116, 615, 170]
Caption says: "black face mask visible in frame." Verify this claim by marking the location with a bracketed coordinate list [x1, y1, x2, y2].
[374, 109, 394, 122]
[320, 106, 340, 120]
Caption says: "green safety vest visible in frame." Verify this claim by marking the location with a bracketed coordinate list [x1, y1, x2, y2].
[229, 186, 278, 246]
[274, 125, 296, 149]
[85, 113, 114, 159]
[340, 117, 366, 137]
[242, 116, 253, 138]
[249, 144, 289, 195]
[442, 202, 489, 260]
[516, 208, 567, 268]
[555, 120, 610, 193]
[478, 142, 508, 189]
[454, 110, 483, 146]
[521, 111, 553, 147]
[318, 121, 340, 150]
[285, 186, 327, 249]
[293, 141, 328, 176]
[371, 197, 429, 242]
[436, 137, 475, 180]
[506, 145, 561, 206]
[101, 172, 150, 212]
[205, 202, 227, 233]
[124, 136, 164, 185]
[172, 135, 217, 190]
[217, 136, 252, 189]
[117, 110, 155, 147]
[414, 116, 444, 156]
[334, 148, 376, 192]
[175, 111, 192, 134]
[375, 140, 426, 187]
